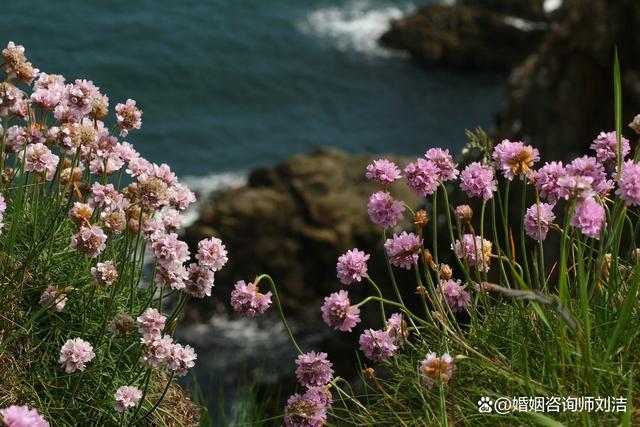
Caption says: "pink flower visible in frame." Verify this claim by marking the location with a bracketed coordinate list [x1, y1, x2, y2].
[71, 226, 107, 258]
[161, 209, 183, 232]
[295, 351, 334, 387]
[359, 329, 397, 362]
[530, 161, 566, 203]
[114, 386, 142, 413]
[565, 156, 613, 198]
[321, 290, 360, 332]
[616, 160, 640, 206]
[419, 352, 454, 389]
[452, 234, 492, 272]
[115, 99, 142, 137]
[2, 41, 39, 84]
[152, 163, 178, 186]
[336, 249, 370, 285]
[152, 233, 190, 268]
[230, 280, 272, 318]
[185, 263, 215, 298]
[23, 143, 59, 181]
[38, 285, 67, 312]
[459, 162, 497, 200]
[367, 191, 405, 229]
[384, 231, 423, 270]
[168, 343, 197, 376]
[90, 183, 125, 213]
[425, 148, 459, 182]
[591, 131, 630, 165]
[156, 261, 188, 291]
[404, 158, 439, 196]
[524, 202, 555, 241]
[168, 183, 196, 211]
[365, 159, 401, 186]
[91, 261, 118, 287]
[0, 405, 49, 427]
[59, 338, 95, 373]
[492, 139, 539, 180]
[385, 313, 408, 347]
[195, 237, 228, 271]
[136, 308, 166, 339]
[0, 194, 6, 234]
[571, 197, 606, 240]
[284, 391, 327, 427]
[436, 279, 471, 313]
[140, 334, 174, 368]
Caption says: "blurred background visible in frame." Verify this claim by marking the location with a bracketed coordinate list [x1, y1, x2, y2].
[5, 0, 640, 424]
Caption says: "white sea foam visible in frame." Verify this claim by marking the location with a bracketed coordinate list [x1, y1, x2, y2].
[544, 0, 563, 13]
[298, 1, 415, 58]
[179, 171, 247, 228]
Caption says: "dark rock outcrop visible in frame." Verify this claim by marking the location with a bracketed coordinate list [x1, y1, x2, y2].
[380, 4, 546, 69]
[495, 0, 640, 159]
[184, 148, 419, 320]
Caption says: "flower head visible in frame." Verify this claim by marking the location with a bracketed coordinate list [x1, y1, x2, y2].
[107, 314, 135, 337]
[71, 226, 107, 258]
[454, 204, 473, 224]
[321, 290, 360, 332]
[336, 249, 370, 285]
[91, 261, 118, 287]
[459, 162, 497, 200]
[591, 131, 630, 165]
[114, 386, 142, 413]
[136, 308, 166, 339]
[530, 161, 566, 203]
[0, 405, 49, 427]
[185, 263, 215, 298]
[425, 148, 459, 182]
[359, 329, 397, 362]
[38, 285, 67, 312]
[367, 191, 405, 229]
[419, 352, 454, 389]
[524, 202, 555, 241]
[230, 280, 272, 317]
[365, 159, 401, 186]
[571, 197, 606, 240]
[384, 231, 422, 269]
[115, 99, 142, 137]
[59, 338, 95, 373]
[195, 237, 228, 271]
[295, 351, 334, 387]
[436, 279, 471, 313]
[493, 139, 539, 180]
[23, 143, 59, 181]
[386, 313, 409, 347]
[168, 343, 197, 376]
[140, 334, 173, 368]
[284, 390, 327, 427]
[404, 158, 439, 196]
[452, 234, 492, 272]
[616, 160, 640, 206]
[565, 156, 613, 198]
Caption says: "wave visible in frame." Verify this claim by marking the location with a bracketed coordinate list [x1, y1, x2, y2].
[180, 171, 247, 228]
[297, 0, 415, 58]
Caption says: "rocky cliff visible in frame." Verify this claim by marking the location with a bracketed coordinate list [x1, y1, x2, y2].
[184, 148, 419, 320]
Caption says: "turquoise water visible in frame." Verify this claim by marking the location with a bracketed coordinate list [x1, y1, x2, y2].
[4, 0, 505, 182]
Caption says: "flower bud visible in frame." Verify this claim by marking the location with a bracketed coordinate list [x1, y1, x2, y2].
[440, 263, 453, 280]
[455, 204, 473, 224]
[629, 114, 640, 135]
[414, 209, 429, 227]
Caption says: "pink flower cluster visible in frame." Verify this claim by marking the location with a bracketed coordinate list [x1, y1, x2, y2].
[136, 309, 197, 377]
[230, 280, 272, 318]
[436, 279, 471, 313]
[58, 338, 95, 373]
[39, 285, 67, 312]
[113, 386, 142, 413]
[336, 248, 370, 285]
[321, 290, 360, 332]
[452, 234, 492, 272]
[385, 231, 423, 269]
[420, 352, 454, 389]
[0, 405, 49, 427]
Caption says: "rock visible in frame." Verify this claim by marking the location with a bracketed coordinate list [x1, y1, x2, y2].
[460, 0, 547, 20]
[183, 148, 420, 319]
[379, 4, 546, 69]
[495, 0, 640, 159]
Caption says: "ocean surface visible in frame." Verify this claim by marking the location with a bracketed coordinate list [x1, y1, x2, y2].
[5, 0, 505, 190]
[4, 0, 507, 422]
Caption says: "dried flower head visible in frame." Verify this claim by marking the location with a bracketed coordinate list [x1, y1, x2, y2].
[107, 313, 135, 337]
[420, 352, 454, 389]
